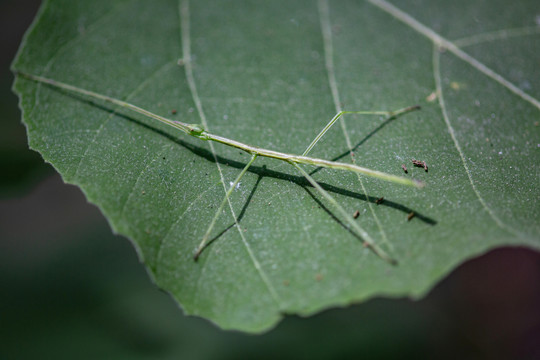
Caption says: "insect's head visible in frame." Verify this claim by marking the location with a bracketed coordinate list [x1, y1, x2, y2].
[187, 123, 209, 140]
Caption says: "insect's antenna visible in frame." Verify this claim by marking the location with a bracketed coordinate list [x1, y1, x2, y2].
[194, 154, 258, 261]
[302, 105, 421, 156]
[290, 162, 397, 265]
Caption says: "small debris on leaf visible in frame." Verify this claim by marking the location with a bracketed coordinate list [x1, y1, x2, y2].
[412, 159, 428, 172]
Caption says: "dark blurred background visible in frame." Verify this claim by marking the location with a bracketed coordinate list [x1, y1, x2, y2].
[2, 1, 540, 359]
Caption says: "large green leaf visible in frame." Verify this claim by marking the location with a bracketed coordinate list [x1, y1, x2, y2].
[12, 0, 540, 332]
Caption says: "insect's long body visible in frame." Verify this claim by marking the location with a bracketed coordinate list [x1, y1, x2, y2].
[19, 72, 422, 189]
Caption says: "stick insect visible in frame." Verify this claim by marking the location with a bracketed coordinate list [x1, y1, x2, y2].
[17, 71, 422, 265]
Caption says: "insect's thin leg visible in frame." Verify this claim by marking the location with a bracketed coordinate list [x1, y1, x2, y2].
[290, 161, 397, 265]
[194, 154, 258, 261]
[302, 105, 420, 156]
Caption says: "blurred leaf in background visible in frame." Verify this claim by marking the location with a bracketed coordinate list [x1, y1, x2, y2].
[0, 0, 51, 196]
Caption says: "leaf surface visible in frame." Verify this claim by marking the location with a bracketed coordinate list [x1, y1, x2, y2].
[13, 0, 540, 332]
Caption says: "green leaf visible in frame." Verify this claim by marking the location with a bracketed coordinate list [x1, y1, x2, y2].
[12, 0, 540, 332]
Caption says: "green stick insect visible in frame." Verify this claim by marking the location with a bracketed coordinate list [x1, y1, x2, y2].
[17, 71, 421, 265]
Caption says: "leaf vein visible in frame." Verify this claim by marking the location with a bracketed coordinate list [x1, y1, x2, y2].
[155, 181, 221, 269]
[118, 142, 175, 221]
[318, 0, 391, 250]
[71, 60, 176, 179]
[432, 46, 523, 238]
[367, 0, 540, 111]
[179, 0, 282, 308]
[33, 1, 130, 113]
[453, 26, 540, 48]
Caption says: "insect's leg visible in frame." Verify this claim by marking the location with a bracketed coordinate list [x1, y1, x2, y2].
[302, 105, 420, 156]
[194, 154, 258, 261]
[290, 161, 397, 265]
